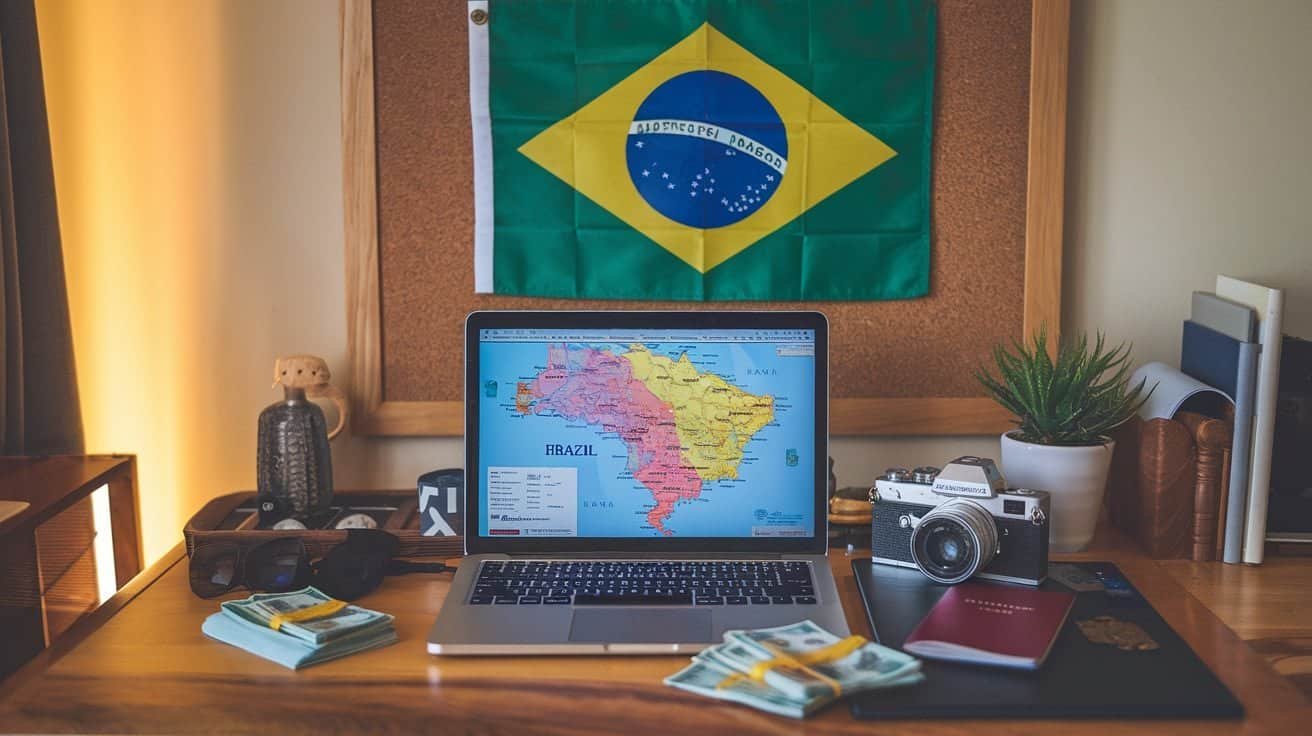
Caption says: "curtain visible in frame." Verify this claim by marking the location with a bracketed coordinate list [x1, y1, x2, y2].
[0, 0, 82, 455]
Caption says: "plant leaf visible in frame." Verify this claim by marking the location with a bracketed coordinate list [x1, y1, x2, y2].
[975, 328, 1148, 445]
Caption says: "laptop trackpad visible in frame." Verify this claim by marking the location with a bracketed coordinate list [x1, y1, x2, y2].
[568, 609, 712, 644]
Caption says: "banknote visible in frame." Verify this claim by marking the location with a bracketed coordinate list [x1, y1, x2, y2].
[724, 619, 923, 694]
[695, 641, 837, 702]
[220, 587, 393, 645]
[203, 612, 399, 670]
[697, 635, 921, 702]
[664, 656, 828, 719]
[666, 620, 925, 718]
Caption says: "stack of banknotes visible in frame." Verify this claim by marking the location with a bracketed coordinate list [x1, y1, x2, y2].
[664, 620, 923, 718]
[201, 587, 397, 669]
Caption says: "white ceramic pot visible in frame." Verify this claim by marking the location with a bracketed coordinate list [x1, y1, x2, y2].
[998, 432, 1115, 553]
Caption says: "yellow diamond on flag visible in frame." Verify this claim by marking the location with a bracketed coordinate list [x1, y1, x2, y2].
[517, 23, 897, 274]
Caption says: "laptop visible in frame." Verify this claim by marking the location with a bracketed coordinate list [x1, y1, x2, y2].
[428, 310, 848, 654]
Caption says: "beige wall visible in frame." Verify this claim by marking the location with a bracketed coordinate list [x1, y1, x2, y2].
[1064, 0, 1312, 362]
[36, 0, 1312, 565]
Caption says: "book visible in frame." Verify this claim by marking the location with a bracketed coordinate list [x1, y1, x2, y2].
[1131, 361, 1229, 421]
[1267, 336, 1312, 541]
[1223, 343, 1259, 562]
[1181, 320, 1243, 396]
[1191, 292, 1257, 342]
[1180, 320, 1257, 563]
[1190, 292, 1259, 563]
[1215, 275, 1285, 564]
[902, 583, 1075, 670]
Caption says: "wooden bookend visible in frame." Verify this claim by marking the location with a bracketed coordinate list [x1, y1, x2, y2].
[1176, 411, 1233, 562]
[1135, 418, 1196, 559]
[1215, 447, 1231, 560]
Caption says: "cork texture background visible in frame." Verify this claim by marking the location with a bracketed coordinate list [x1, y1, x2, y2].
[372, 0, 1031, 402]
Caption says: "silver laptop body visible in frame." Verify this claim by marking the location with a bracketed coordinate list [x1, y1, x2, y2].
[428, 311, 848, 655]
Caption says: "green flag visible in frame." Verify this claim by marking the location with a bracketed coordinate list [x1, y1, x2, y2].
[469, 0, 936, 300]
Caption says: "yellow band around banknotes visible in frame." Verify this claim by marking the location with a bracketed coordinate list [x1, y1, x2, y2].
[715, 635, 869, 695]
[268, 598, 347, 631]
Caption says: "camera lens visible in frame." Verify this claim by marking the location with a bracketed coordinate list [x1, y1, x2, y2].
[909, 498, 998, 584]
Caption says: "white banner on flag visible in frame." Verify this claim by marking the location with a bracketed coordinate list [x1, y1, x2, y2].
[628, 119, 788, 174]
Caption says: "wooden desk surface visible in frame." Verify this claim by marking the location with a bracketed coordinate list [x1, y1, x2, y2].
[2, 531, 1309, 735]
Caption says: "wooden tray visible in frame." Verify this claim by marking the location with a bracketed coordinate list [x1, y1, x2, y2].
[184, 490, 464, 559]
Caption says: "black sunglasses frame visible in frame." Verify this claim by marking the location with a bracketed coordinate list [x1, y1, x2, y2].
[188, 537, 311, 599]
[188, 530, 454, 601]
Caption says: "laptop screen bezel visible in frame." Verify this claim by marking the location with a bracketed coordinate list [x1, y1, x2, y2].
[464, 310, 829, 556]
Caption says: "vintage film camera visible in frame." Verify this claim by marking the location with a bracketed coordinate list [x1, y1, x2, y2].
[869, 456, 1050, 585]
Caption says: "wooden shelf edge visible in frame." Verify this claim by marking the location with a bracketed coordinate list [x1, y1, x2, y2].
[830, 397, 1014, 436]
[354, 397, 1014, 437]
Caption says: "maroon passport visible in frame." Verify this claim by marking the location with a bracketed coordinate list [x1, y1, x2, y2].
[903, 583, 1075, 669]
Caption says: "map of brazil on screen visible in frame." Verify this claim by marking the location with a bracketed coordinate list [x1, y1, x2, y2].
[478, 331, 815, 538]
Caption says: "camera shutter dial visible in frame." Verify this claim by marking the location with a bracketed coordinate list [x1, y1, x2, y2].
[912, 466, 940, 484]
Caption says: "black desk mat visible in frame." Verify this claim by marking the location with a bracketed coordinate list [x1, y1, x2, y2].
[849, 560, 1243, 720]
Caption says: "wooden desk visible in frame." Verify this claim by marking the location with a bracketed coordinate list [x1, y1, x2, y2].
[1, 530, 1308, 734]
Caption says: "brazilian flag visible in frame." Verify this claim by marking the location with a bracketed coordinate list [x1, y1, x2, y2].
[468, 0, 936, 301]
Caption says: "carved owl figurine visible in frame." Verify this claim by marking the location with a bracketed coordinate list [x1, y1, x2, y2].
[257, 355, 349, 520]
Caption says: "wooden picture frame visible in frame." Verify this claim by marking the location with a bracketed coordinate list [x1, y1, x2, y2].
[341, 0, 1070, 437]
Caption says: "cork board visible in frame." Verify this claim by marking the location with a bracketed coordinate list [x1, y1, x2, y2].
[343, 0, 1070, 436]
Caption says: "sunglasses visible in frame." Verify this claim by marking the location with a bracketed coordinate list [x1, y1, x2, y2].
[189, 530, 452, 600]
[189, 537, 312, 599]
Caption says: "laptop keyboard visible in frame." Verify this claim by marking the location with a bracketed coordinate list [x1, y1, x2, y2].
[469, 560, 818, 606]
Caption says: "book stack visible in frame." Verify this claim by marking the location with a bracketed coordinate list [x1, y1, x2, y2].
[1182, 277, 1284, 564]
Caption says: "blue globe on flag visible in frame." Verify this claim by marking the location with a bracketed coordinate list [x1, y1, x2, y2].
[626, 70, 787, 229]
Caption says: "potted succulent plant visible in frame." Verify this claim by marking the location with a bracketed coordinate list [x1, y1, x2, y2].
[977, 330, 1151, 552]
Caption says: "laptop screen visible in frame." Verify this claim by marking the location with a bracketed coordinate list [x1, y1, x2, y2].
[475, 326, 817, 540]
